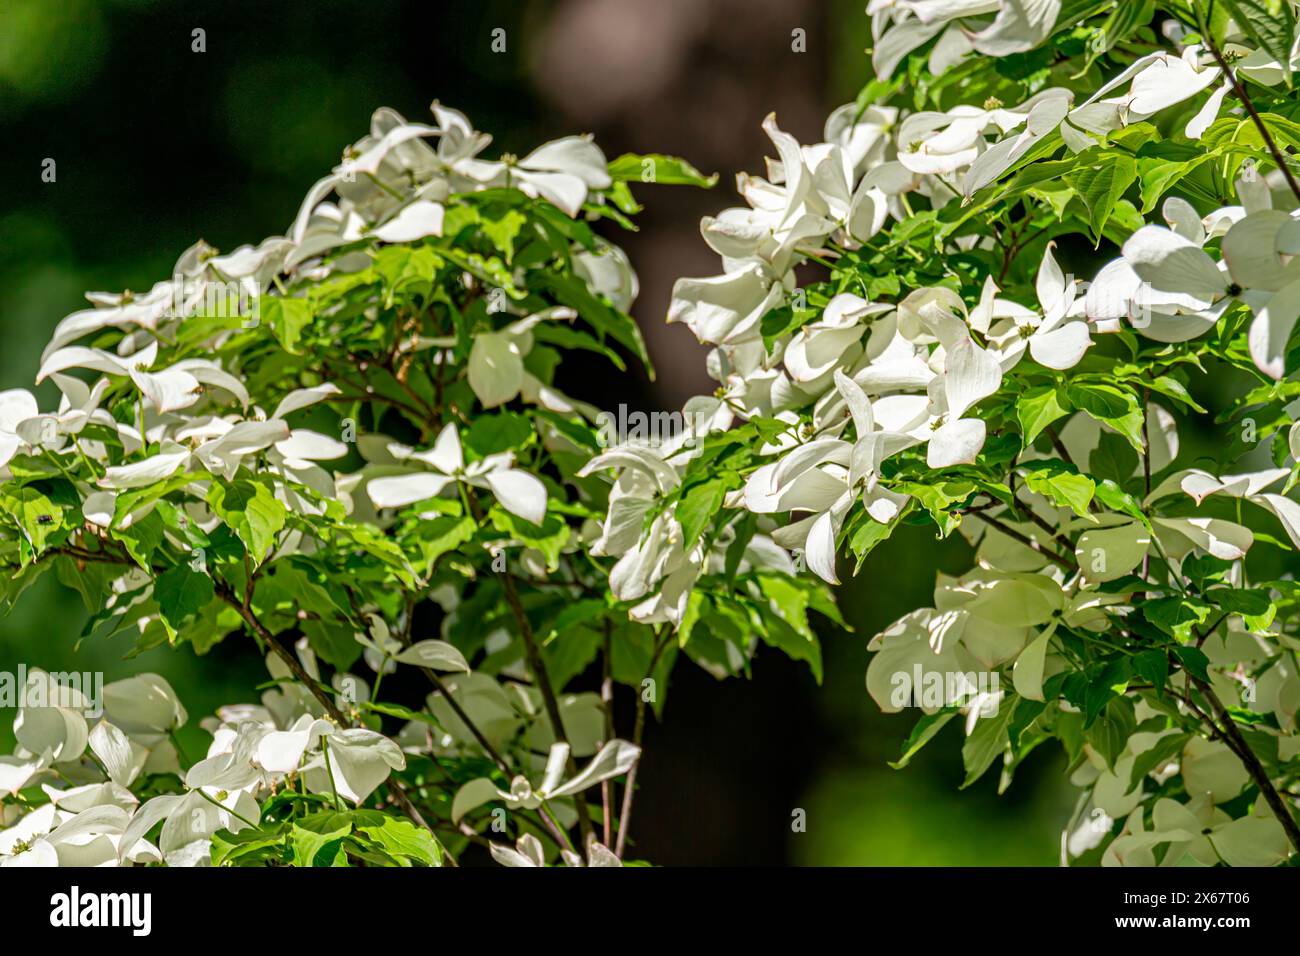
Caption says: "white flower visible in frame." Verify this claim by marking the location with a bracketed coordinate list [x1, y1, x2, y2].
[367, 422, 547, 525]
[489, 832, 622, 867]
[1063, 48, 1224, 151]
[986, 244, 1092, 370]
[962, 88, 1072, 196]
[0, 390, 41, 469]
[870, 1, 1062, 80]
[894, 288, 1002, 467]
[783, 294, 886, 383]
[669, 263, 787, 346]
[299, 727, 407, 804]
[13, 669, 91, 766]
[96, 418, 290, 490]
[1147, 466, 1300, 552]
[451, 739, 639, 822]
[119, 787, 260, 867]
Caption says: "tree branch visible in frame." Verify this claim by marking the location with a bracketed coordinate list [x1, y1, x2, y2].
[213, 582, 452, 858]
[1199, 18, 1300, 204]
[971, 511, 1074, 570]
[1191, 676, 1300, 855]
[614, 628, 673, 858]
[463, 489, 595, 854]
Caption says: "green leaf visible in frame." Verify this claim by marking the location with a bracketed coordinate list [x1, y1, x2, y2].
[893, 480, 975, 538]
[480, 209, 527, 261]
[1013, 627, 1053, 701]
[261, 297, 312, 354]
[543, 597, 608, 640]
[112, 509, 166, 569]
[373, 245, 440, 305]
[1086, 697, 1136, 771]
[1096, 0, 1153, 53]
[1128, 731, 1191, 791]
[1205, 587, 1271, 616]
[751, 587, 823, 683]
[1093, 479, 1150, 526]
[153, 564, 215, 635]
[1137, 152, 1215, 213]
[1089, 430, 1138, 483]
[207, 479, 287, 566]
[889, 710, 957, 769]
[1016, 385, 1071, 446]
[847, 499, 912, 571]
[211, 826, 288, 867]
[1175, 647, 1211, 686]
[488, 507, 569, 571]
[531, 322, 627, 370]
[1067, 383, 1145, 452]
[1024, 466, 1095, 518]
[676, 479, 725, 549]
[464, 412, 534, 457]
[606, 153, 718, 187]
[724, 511, 757, 582]
[1066, 153, 1137, 242]
[1143, 374, 1206, 413]
[961, 697, 1015, 788]
[0, 485, 64, 554]
[1145, 596, 1213, 643]
[355, 815, 443, 867]
[1131, 648, 1169, 694]
[544, 273, 652, 375]
[411, 514, 476, 575]
[760, 303, 817, 353]
[291, 812, 353, 867]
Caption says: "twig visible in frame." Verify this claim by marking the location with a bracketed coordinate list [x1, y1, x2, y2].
[600, 622, 615, 847]
[463, 490, 595, 854]
[614, 628, 674, 858]
[214, 584, 449, 856]
[1014, 495, 1080, 559]
[1199, 16, 1300, 204]
[1045, 424, 1076, 469]
[1141, 393, 1152, 580]
[1191, 676, 1300, 854]
[972, 512, 1074, 570]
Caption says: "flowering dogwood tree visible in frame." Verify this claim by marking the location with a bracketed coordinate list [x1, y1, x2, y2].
[625, 0, 1300, 866]
[0, 101, 836, 868]
[5, 0, 1300, 868]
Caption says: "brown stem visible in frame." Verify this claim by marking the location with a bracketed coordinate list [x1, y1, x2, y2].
[463, 490, 595, 854]
[614, 695, 647, 859]
[390, 604, 574, 853]
[1191, 676, 1300, 854]
[614, 629, 673, 858]
[1200, 25, 1300, 204]
[1045, 424, 1075, 469]
[501, 570, 595, 851]
[1014, 496, 1080, 559]
[1141, 395, 1152, 580]
[422, 669, 509, 773]
[600, 622, 615, 847]
[215, 585, 449, 857]
[973, 512, 1074, 570]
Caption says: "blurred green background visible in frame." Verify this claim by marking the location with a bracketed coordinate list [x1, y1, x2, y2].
[0, 0, 1077, 863]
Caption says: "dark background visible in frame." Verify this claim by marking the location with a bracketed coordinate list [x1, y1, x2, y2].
[0, 0, 1071, 864]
